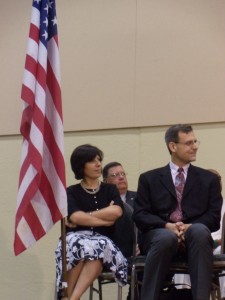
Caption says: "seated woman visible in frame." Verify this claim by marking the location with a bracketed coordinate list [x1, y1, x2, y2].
[55, 144, 127, 300]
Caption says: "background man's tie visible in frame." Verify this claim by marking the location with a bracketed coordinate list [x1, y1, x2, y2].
[170, 167, 185, 222]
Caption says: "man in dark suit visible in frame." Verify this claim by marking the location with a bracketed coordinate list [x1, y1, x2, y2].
[133, 124, 223, 300]
[103, 162, 136, 208]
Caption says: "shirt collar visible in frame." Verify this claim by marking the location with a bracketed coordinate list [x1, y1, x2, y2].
[169, 161, 190, 177]
[120, 193, 126, 202]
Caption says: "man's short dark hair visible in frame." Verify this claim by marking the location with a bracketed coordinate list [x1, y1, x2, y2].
[165, 124, 193, 154]
[102, 162, 122, 179]
[70, 144, 103, 180]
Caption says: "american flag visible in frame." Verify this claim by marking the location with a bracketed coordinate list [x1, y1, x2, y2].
[14, 0, 67, 256]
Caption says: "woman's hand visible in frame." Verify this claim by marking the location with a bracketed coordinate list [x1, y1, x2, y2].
[65, 218, 77, 228]
[136, 244, 141, 256]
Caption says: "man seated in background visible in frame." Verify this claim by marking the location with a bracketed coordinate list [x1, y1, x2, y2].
[103, 162, 138, 299]
[103, 161, 136, 208]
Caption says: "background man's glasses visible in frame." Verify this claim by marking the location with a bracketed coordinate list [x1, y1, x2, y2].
[108, 172, 127, 178]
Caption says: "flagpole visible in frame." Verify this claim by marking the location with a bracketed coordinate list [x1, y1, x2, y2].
[61, 218, 68, 299]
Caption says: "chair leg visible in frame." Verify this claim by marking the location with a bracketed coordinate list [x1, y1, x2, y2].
[89, 283, 93, 300]
[211, 275, 222, 300]
[130, 264, 139, 300]
[117, 284, 122, 300]
[89, 281, 103, 300]
[97, 277, 103, 300]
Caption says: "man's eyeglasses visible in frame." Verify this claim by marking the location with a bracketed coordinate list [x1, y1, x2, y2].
[175, 140, 200, 147]
[107, 172, 127, 178]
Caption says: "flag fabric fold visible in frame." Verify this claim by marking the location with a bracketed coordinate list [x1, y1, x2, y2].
[14, 0, 67, 256]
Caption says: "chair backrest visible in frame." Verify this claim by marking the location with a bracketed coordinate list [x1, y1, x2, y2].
[112, 202, 135, 258]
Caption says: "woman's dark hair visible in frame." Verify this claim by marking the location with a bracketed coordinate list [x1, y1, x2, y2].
[70, 144, 104, 180]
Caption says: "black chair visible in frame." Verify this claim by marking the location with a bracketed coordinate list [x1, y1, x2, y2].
[89, 201, 136, 300]
[129, 213, 225, 300]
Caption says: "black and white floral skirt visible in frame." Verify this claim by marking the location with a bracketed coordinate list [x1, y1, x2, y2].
[55, 230, 128, 295]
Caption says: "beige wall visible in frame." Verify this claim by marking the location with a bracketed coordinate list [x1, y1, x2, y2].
[1, 0, 225, 135]
[0, 122, 225, 299]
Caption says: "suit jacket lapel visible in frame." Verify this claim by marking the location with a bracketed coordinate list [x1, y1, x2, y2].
[159, 164, 200, 199]
[183, 164, 199, 198]
[160, 164, 177, 199]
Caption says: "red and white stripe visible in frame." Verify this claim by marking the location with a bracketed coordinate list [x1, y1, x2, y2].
[14, 2, 67, 255]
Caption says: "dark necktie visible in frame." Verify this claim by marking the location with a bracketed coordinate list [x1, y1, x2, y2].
[170, 167, 185, 222]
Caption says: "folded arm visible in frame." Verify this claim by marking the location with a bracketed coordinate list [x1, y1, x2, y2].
[68, 203, 123, 228]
